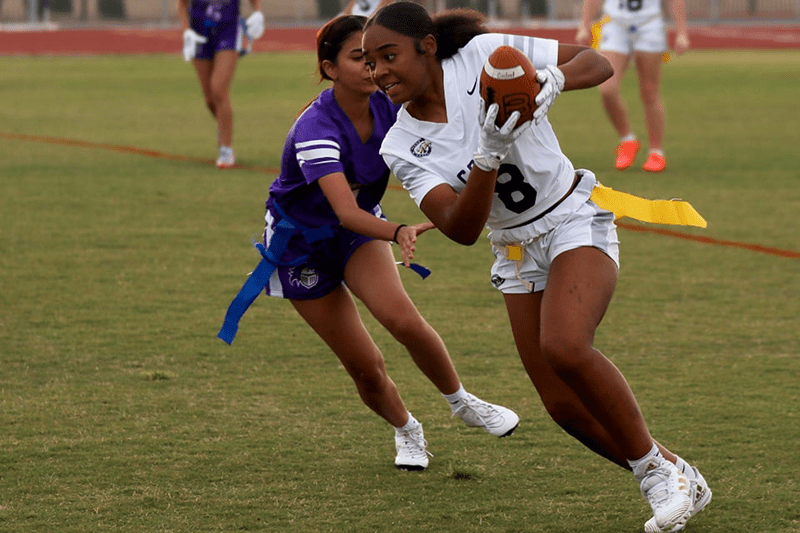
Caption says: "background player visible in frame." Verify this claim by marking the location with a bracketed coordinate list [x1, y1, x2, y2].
[576, 0, 690, 172]
[177, 0, 265, 168]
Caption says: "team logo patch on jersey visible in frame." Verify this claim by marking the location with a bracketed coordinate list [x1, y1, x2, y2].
[289, 267, 319, 289]
[491, 274, 505, 288]
[410, 138, 432, 158]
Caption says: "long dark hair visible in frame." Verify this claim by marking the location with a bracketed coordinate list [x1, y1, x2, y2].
[365, 2, 488, 60]
[316, 14, 368, 81]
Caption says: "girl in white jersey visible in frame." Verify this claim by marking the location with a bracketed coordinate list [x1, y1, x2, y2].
[362, 4, 710, 531]
[576, 0, 690, 172]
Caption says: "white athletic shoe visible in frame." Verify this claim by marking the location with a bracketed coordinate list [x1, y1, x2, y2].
[451, 393, 520, 437]
[644, 465, 712, 533]
[639, 458, 693, 532]
[394, 422, 431, 471]
[216, 147, 235, 169]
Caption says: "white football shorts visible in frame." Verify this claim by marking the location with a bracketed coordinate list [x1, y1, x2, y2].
[489, 175, 620, 294]
[599, 15, 667, 54]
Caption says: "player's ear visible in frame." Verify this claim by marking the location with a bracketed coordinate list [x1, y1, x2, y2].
[321, 59, 338, 81]
[419, 34, 437, 56]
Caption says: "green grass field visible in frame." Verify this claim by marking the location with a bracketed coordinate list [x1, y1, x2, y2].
[1, 50, 799, 532]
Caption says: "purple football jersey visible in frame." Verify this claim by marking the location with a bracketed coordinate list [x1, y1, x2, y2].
[189, 0, 240, 22]
[267, 89, 401, 228]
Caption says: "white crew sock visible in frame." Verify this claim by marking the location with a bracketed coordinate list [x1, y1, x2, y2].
[629, 442, 663, 481]
[395, 412, 420, 433]
[442, 384, 468, 412]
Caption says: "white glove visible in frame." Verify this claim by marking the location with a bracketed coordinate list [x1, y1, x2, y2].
[245, 11, 265, 40]
[472, 101, 528, 172]
[533, 64, 565, 124]
[182, 29, 207, 62]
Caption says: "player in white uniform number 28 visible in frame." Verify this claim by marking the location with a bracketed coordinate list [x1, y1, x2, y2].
[363, 3, 710, 532]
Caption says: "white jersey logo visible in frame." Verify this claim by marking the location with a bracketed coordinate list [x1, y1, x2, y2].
[410, 138, 432, 158]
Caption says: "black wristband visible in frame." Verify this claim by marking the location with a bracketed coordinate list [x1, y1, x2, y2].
[392, 224, 407, 243]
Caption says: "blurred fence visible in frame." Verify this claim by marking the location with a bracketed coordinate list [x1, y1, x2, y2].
[1, 0, 798, 26]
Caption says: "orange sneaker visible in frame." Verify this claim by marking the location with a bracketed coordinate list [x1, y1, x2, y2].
[643, 151, 666, 173]
[615, 140, 640, 170]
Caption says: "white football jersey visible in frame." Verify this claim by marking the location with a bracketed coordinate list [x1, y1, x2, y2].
[381, 32, 575, 233]
[603, 0, 662, 20]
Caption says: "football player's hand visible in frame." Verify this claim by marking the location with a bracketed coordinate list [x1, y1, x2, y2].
[245, 11, 265, 40]
[533, 64, 565, 124]
[473, 101, 528, 172]
[182, 29, 207, 62]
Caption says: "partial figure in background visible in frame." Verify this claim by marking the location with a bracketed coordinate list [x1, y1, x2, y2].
[230, 15, 519, 471]
[177, 0, 265, 168]
[340, 0, 394, 17]
[576, 0, 690, 172]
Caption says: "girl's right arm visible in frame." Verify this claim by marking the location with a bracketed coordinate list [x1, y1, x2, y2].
[317, 172, 432, 265]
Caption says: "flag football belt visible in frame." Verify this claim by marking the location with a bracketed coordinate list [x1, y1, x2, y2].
[501, 181, 707, 263]
[217, 202, 431, 344]
[217, 202, 334, 345]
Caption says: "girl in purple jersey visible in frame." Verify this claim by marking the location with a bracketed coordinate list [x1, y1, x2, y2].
[258, 15, 519, 471]
[177, 0, 265, 168]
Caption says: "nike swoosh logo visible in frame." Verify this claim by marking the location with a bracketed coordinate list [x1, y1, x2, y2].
[466, 77, 477, 95]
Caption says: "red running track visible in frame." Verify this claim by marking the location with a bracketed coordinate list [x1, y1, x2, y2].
[1, 24, 799, 55]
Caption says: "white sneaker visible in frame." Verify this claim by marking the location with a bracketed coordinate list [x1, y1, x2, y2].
[644, 465, 712, 533]
[639, 458, 693, 532]
[452, 393, 520, 437]
[216, 147, 235, 169]
[394, 422, 431, 471]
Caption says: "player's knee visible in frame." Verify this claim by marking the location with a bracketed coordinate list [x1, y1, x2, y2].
[382, 312, 426, 346]
[540, 334, 590, 379]
[352, 363, 389, 393]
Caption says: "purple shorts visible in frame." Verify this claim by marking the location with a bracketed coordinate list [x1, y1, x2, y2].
[191, 17, 244, 59]
[262, 207, 386, 301]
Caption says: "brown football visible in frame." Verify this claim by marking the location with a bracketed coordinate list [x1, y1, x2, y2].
[479, 45, 540, 127]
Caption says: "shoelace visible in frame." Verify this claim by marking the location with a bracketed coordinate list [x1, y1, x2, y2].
[641, 466, 678, 510]
[398, 428, 432, 458]
[454, 396, 503, 427]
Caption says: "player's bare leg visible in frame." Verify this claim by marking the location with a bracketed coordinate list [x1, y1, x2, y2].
[598, 50, 641, 169]
[193, 58, 217, 117]
[635, 50, 665, 152]
[635, 50, 668, 171]
[291, 284, 410, 428]
[598, 50, 633, 139]
[344, 239, 461, 395]
[208, 50, 238, 149]
[504, 246, 653, 459]
[346, 239, 520, 437]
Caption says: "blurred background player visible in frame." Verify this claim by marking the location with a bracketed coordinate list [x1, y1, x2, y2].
[177, 0, 265, 168]
[254, 14, 519, 470]
[340, 0, 393, 17]
[576, 0, 690, 172]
